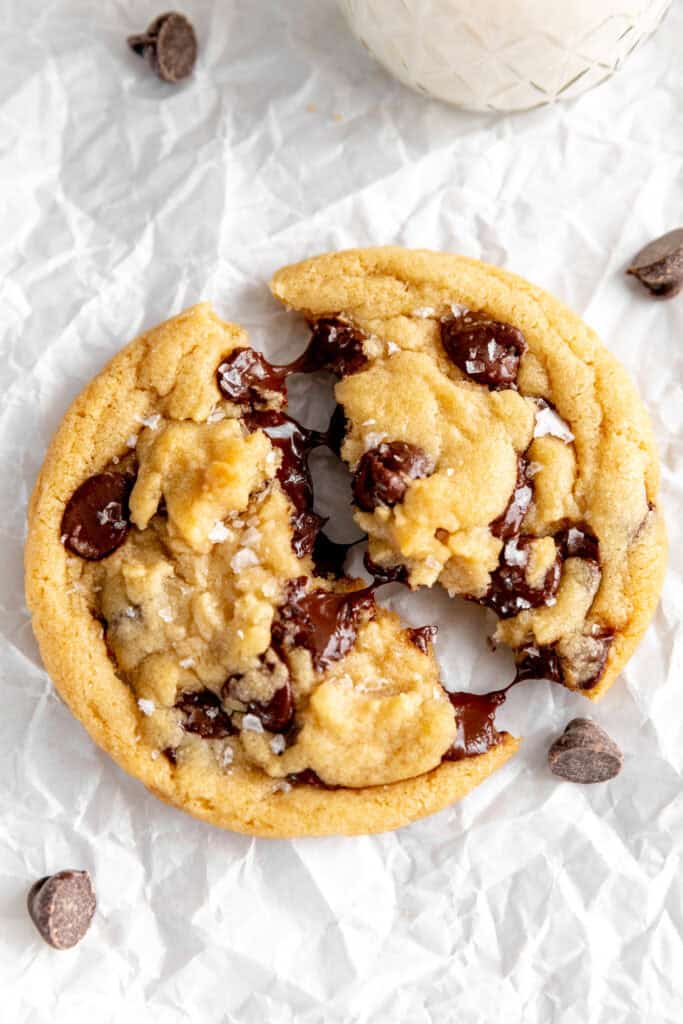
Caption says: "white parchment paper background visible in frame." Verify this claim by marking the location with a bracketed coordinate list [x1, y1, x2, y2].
[1, 2, 682, 1020]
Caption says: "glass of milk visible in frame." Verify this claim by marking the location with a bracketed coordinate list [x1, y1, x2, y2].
[338, 0, 671, 111]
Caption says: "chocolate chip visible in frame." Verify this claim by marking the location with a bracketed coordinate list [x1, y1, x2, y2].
[61, 472, 134, 560]
[490, 458, 533, 540]
[27, 870, 96, 950]
[162, 746, 178, 765]
[175, 689, 235, 739]
[627, 229, 683, 299]
[217, 348, 288, 407]
[352, 442, 434, 512]
[271, 577, 376, 669]
[548, 718, 623, 783]
[440, 311, 526, 389]
[408, 625, 438, 654]
[128, 12, 197, 83]
[477, 535, 561, 619]
[291, 318, 368, 377]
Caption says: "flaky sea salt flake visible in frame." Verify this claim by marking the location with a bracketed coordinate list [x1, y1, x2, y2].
[137, 698, 155, 716]
[208, 521, 230, 544]
[242, 714, 264, 734]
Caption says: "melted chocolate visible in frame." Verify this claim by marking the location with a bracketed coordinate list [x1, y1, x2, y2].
[216, 348, 288, 406]
[440, 311, 526, 390]
[352, 442, 434, 512]
[245, 409, 327, 557]
[478, 535, 561, 619]
[491, 459, 533, 541]
[290, 318, 368, 377]
[312, 533, 361, 578]
[271, 577, 377, 669]
[285, 768, 337, 789]
[514, 644, 563, 684]
[443, 689, 507, 761]
[61, 471, 134, 560]
[557, 524, 600, 563]
[249, 681, 294, 733]
[363, 552, 408, 584]
[162, 746, 178, 765]
[408, 625, 438, 654]
[175, 689, 236, 739]
[216, 318, 367, 409]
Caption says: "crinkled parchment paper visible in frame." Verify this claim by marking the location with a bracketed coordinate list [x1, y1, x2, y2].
[1, 2, 682, 1021]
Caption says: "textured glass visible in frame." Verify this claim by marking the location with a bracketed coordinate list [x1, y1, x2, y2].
[339, 0, 672, 111]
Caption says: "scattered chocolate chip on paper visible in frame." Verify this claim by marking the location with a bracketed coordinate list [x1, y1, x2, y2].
[128, 12, 197, 84]
[548, 718, 623, 784]
[627, 228, 683, 299]
[27, 870, 96, 949]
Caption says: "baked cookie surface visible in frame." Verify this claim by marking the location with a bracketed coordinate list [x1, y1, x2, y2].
[25, 249, 665, 837]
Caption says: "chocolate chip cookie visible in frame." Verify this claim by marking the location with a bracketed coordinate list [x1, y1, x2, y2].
[25, 250, 666, 837]
[25, 300, 518, 838]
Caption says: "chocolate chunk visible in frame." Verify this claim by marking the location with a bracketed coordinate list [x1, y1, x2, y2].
[272, 577, 376, 669]
[408, 625, 438, 654]
[363, 552, 409, 584]
[477, 535, 561, 619]
[217, 348, 288, 407]
[162, 746, 178, 765]
[352, 442, 434, 512]
[443, 690, 507, 761]
[627, 229, 683, 299]
[490, 459, 533, 540]
[291, 318, 368, 377]
[128, 12, 197, 83]
[285, 768, 338, 789]
[175, 689, 235, 739]
[61, 471, 134, 560]
[27, 870, 96, 950]
[441, 311, 526, 389]
[249, 681, 294, 733]
[557, 524, 600, 563]
[514, 643, 563, 684]
[548, 718, 623, 783]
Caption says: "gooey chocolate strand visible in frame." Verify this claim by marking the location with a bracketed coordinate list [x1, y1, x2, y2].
[216, 317, 367, 407]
